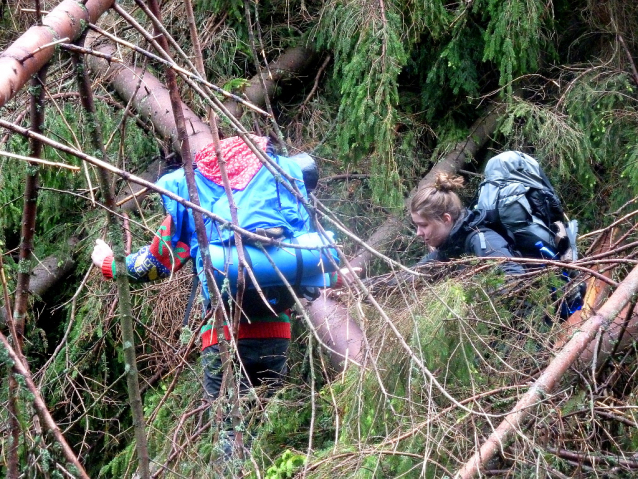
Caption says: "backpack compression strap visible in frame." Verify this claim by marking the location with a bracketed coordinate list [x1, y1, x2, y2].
[183, 267, 200, 326]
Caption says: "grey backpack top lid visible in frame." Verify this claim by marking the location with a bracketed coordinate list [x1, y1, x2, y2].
[290, 152, 319, 193]
[477, 151, 555, 212]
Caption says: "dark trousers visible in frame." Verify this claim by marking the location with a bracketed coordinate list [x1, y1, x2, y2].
[202, 338, 289, 401]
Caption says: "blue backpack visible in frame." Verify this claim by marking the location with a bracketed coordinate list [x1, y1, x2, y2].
[164, 151, 335, 320]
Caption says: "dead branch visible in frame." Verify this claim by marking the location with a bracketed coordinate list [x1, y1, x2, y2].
[224, 46, 318, 120]
[13, 64, 47, 350]
[0, 330, 90, 478]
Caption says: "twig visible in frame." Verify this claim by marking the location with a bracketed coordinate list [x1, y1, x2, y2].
[60, 43, 123, 63]
[1, 249, 21, 478]
[244, 0, 286, 151]
[0, 150, 81, 170]
[37, 266, 93, 388]
[580, 208, 638, 240]
[546, 446, 638, 468]
[455, 263, 638, 479]
[0, 331, 90, 478]
[0, 110, 28, 145]
[300, 55, 331, 110]
[613, 15, 638, 86]
[19, 37, 70, 63]
[304, 334, 317, 476]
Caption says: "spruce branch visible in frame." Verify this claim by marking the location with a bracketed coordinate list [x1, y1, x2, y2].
[0, 329, 90, 479]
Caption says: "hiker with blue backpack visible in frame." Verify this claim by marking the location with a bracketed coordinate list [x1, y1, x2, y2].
[410, 151, 583, 318]
[91, 135, 339, 409]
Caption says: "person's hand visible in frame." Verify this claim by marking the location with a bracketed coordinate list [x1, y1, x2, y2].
[333, 267, 362, 288]
[91, 239, 113, 268]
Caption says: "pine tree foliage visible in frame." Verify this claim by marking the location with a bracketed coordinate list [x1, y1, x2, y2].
[480, 0, 550, 92]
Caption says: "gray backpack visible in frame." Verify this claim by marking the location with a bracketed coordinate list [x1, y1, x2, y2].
[474, 151, 578, 261]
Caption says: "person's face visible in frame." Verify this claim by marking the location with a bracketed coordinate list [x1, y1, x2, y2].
[411, 212, 454, 249]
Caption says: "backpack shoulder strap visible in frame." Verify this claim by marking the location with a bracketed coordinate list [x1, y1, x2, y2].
[182, 263, 199, 326]
[463, 230, 486, 255]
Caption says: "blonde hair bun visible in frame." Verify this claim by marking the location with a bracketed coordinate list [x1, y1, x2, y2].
[410, 172, 465, 222]
[434, 173, 464, 192]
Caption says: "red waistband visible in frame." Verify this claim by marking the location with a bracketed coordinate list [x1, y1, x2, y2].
[201, 321, 291, 350]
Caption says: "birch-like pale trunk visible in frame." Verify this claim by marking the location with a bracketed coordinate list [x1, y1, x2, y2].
[0, 0, 113, 107]
[455, 263, 638, 479]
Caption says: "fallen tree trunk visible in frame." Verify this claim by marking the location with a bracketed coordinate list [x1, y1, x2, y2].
[307, 292, 364, 371]
[223, 46, 318, 120]
[1, 240, 78, 327]
[555, 229, 638, 371]
[455, 262, 638, 479]
[28, 243, 77, 298]
[86, 31, 213, 159]
[0, 0, 114, 107]
[417, 104, 501, 189]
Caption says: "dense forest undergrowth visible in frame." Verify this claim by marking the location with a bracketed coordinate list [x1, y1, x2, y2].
[2, 0, 638, 477]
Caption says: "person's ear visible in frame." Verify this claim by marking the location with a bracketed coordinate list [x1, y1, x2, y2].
[441, 213, 453, 225]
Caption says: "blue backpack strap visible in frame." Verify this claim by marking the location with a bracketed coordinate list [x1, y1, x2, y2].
[291, 236, 304, 289]
[182, 264, 199, 326]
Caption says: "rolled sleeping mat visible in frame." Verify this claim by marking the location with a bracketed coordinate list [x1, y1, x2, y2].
[196, 231, 339, 297]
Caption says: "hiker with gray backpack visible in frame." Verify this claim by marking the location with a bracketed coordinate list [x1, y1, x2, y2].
[410, 150, 583, 319]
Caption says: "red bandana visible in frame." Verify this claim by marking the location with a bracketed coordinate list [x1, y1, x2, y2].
[194, 135, 268, 190]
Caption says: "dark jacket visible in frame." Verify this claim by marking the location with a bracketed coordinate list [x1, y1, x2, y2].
[416, 209, 525, 276]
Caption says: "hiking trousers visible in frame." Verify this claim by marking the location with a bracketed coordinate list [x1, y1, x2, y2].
[202, 338, 289, 401]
